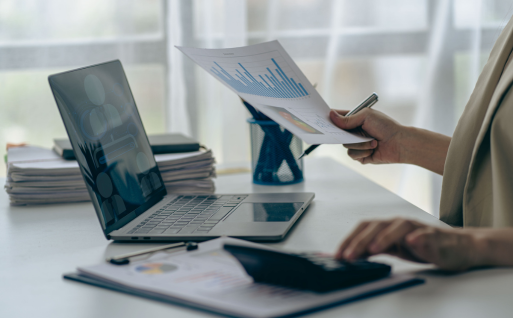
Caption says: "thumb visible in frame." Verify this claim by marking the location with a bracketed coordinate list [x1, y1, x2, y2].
[330, 109, 368, 130]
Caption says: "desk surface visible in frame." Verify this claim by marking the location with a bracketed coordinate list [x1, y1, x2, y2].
[1, 157, 512, 317]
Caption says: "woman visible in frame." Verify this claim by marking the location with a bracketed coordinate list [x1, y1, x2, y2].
[333, 16, 513, 271]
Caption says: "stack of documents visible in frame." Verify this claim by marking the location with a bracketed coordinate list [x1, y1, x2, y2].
[5, 146, 215, 205]
[155, 151, 216, 194]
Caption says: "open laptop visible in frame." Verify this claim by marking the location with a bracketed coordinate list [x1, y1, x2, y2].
[48, 60, 314, 242]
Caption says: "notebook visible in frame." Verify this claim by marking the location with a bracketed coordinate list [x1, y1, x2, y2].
[53, 133, 200, 160]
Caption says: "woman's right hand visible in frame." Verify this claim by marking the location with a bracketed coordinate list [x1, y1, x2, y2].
[329, 109, 406, 165]
[335, 218, 483, 271]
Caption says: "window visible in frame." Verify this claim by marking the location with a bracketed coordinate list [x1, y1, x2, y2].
[2, 0, 513, 216]
[0, 0, 166, 177]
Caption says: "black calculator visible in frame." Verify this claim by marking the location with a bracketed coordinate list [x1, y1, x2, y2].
[224, 244, 391, 293]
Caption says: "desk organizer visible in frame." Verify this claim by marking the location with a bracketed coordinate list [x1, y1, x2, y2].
[247, 118, 304, 185]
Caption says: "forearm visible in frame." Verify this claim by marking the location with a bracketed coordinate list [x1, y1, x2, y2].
[399, 126, 451, 175]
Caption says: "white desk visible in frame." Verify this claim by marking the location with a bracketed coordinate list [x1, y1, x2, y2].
[1, 158, 513, 317]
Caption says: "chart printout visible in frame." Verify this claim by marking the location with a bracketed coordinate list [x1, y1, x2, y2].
[177, 41, 371, 145]
[77, 237, 418, 318]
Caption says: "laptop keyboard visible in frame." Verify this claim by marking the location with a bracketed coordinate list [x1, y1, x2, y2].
[127, 195, 247, 235]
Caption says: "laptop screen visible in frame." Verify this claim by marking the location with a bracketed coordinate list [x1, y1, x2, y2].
[49, 60, 166, 237]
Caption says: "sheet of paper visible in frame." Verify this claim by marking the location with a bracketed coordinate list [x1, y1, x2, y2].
[177, 41, 371, 145]
[78, 237, 420, 318]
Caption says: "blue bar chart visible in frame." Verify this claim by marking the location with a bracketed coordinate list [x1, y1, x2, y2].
[178, 41, 374, 145]
[207, 56, 309, 99]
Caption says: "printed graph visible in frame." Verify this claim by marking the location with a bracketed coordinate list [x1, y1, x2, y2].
[193, 51, 309, 99]
[135, 263, 178, 275]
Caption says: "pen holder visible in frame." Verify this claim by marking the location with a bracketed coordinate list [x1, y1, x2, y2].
[247, 118, 304, 185]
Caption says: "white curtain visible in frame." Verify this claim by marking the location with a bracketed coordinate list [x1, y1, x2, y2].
[167, 0, 191, 136]
[0, 0, 168, 177]
[168, 0, 251, 168]
[167, 0, 513, 215]
[1, 0, 512, 215]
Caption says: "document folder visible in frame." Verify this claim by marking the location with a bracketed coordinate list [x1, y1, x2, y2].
[63, 238, 423, 318]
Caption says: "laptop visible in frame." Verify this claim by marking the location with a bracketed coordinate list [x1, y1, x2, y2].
[48, 60, 314, 242]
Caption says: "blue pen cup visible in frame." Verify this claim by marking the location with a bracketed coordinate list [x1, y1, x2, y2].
[247, 118, 304, 185]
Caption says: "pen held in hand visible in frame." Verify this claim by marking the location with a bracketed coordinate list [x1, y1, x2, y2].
[297, 92, 378, 160]
[298, 144, 319, 160]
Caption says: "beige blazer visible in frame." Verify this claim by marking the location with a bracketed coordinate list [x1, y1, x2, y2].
[440, 17, 513, 227]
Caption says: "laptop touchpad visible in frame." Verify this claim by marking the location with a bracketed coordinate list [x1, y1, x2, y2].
[225, 203, 303, 222]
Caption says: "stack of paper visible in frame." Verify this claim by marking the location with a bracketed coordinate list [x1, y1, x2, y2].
[154, 151, 216, 194]
[5, 146, 216, 206]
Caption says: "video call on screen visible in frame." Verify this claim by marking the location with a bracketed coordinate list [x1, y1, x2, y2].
[50, 61, 164, 229]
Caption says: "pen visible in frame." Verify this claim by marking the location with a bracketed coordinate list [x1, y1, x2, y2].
[107, 241, 198, 265]
[297, 92, 379, 160]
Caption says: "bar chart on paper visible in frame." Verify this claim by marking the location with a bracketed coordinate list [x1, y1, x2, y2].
[191, 51, 310, 99]
[178, 41, 373, 145]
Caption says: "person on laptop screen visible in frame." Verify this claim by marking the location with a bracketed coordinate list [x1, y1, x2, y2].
[333, 16, 513, 271]
[49, 62, 165, 231]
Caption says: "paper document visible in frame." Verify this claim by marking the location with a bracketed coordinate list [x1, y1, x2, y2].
[177, 41, 372, 145]
[5, 146, 216, 205]
[69, 237, 422, 318]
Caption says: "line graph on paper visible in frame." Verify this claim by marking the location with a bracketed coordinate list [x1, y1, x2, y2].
[191, 51, 310, 100]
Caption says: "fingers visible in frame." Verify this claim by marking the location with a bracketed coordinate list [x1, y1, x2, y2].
[401, 228, 441, 266]
[333, 109, 349, 116]
[338, 221, 391, 260]
[335, 221, 373, 259]
[348, 149, 374, 160]
[367, 219, 421, 254]
[354, 127, 371, 137]
[343, 140, 377, 150]
[405, 228, 430, 246]
[335, 218, 427, 262]
[405, 227, 447, 263]
[343, 137, 378, 163]
[330, 108, 372, 130]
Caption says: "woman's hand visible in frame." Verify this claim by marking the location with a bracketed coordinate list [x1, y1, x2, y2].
[335, 218, 482, 271]
[329, 108, 451, 175]
[329, 109, 405, 165]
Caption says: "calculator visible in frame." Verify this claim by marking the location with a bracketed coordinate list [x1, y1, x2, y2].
[224, 244, 391, 293]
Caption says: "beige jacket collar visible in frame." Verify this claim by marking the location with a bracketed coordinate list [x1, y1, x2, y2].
[462, 23, 513, 225]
